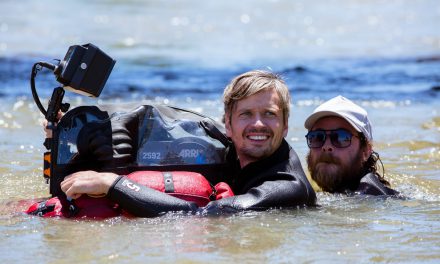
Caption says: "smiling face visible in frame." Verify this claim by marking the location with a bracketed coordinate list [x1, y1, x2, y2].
[225, 88, 288, 168]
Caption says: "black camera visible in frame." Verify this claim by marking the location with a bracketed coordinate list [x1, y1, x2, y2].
[30, 43, 116, 197]
[54, 43, 115, 97]
[30, 43, 116, 152]
[31, 43, 115, 121]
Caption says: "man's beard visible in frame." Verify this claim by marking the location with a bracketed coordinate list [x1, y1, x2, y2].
[307, 150, 365, 193]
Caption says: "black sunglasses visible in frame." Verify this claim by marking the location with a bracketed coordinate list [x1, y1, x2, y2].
[305, 129, 358, 149]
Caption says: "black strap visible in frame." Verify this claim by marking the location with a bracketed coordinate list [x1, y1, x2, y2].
[200, 118, 230, 147]
[162, 172, 175, 193]
[27, 200, 55, 216]
[67, 198, 79, 217]
[209, 183, 217, 201]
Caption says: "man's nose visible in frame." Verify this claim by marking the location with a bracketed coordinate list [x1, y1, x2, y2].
[321, 136, 333, 152]
[252, 114, 265, 127]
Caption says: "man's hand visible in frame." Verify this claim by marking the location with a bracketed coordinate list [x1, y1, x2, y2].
[61, 171, 119, 199]
[42, 110, 64, 138]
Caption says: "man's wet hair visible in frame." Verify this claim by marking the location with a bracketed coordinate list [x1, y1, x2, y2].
[222, 70, 291, 125]
[359, 133, 391, 187]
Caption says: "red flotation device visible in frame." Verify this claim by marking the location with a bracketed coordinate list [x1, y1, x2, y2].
[26, 171, 234, 218]
[25, 195, 119, 219]
[127, 171, 233, 206]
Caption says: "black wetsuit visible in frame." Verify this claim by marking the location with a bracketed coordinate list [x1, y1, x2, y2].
[355, 172, 398, 196]
[107, 139, 317, 217]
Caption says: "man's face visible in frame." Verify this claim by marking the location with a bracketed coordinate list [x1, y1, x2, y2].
[225, 88, 288, 168]
[306, 116, 371, 192]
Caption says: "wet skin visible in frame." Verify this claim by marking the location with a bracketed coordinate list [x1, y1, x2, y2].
[225, 88, 288, 168]
[307, 116, 372, 191]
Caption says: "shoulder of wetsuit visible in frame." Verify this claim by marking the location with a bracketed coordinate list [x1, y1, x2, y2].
[358, 172, 398, 196]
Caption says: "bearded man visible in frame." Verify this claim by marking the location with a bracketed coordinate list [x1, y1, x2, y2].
[304, 95, 397, 195]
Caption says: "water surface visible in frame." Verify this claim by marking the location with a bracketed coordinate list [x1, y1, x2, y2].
[0, 0, 439, 263]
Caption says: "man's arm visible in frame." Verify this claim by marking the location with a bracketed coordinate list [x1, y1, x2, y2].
[107, 176, 199, 217]
[61, 171, 198, 217]
[203, 175, 316, 214]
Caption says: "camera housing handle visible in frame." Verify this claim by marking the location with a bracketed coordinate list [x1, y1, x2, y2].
[43, 87, 70, 150]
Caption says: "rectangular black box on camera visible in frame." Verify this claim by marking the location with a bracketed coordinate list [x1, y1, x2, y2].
[56, 43, 116, 97]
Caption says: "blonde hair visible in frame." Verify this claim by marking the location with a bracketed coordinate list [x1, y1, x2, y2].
[223, 70, 291, 124]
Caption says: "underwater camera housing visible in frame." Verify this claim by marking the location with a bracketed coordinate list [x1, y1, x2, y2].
[30, 44, 229, 200]
[30, 43, 116, 125]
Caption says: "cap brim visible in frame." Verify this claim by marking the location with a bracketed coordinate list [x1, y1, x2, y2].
[304, 111, 362, 133]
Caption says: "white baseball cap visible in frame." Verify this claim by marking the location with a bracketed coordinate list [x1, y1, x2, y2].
[304, 95, 373, 141]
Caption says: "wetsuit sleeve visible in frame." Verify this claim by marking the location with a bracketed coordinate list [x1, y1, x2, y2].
[202, 149, 317, 214]
[203, 177, 314, 214]
[107, 176, 199, 217]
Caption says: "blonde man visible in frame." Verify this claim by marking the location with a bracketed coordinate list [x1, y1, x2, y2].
[60, 70, 316, 216]
[203, 70, 316, 212]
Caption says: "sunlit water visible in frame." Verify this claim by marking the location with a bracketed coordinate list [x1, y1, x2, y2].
[1, 0, 439, 263]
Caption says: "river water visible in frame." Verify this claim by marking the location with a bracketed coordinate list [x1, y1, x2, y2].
[0, 0, 439, 263]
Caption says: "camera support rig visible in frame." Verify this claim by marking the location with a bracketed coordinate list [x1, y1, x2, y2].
[30, 43, 115, 185]
[31, 43, 115, 148]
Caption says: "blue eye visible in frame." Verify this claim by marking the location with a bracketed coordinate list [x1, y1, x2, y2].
[265, 111, 276, 117]
[239, 111, 251, 117]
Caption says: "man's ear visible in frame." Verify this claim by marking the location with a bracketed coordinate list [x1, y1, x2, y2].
[225, 114, 232, 138]
[283, 118, 289, 137]
[282, 118, 288, 137]
[362, 142, 373, 162]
